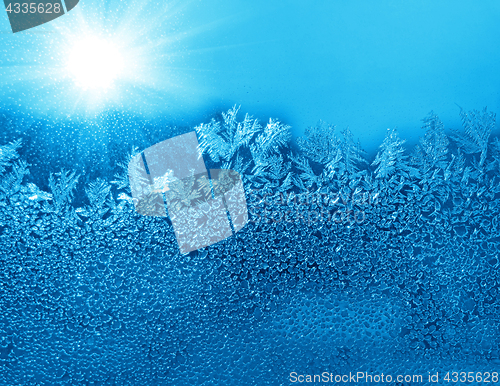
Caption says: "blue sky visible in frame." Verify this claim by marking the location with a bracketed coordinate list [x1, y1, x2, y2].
[1, 0, 499, 155]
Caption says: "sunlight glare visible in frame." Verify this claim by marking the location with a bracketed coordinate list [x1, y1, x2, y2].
[66, 36, 125, 91]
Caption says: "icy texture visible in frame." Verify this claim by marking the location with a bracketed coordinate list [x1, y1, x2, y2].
[1, 107, 500, 385]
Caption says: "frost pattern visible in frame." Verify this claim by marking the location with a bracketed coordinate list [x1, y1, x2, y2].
[196, 105, 260, 165]
[1, 107, 500, 385]
[47, 169, 79, 214]
[296, 124, 367, 193]
[196, 105, 292, 192]
[413, 111, 449, 173]
[451, 107, 495, 168]
[372, 127, 409, 179]
[0, 139, 22, 174]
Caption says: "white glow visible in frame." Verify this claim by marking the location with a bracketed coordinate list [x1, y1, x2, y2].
[66, 37, 125, 90]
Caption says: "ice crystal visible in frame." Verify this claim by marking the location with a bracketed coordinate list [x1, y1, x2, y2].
[111, 145, 141, 194]
[413, 111, 449, 173]
[49, 170, 79, 213]
[297, 122, 339, 165]
[196, 106, 291, 192]
[0, 160, 29, 199]
[196, 105, 260, 164]
[249, 119, 291, 187]
[451, 107, 495, 168]
[0, 139, 21, 175]
[372, 127, 409, 179]
[80, 178, 113, 219]
[294, 155, 320, 189]
[297, 124, 367, 186]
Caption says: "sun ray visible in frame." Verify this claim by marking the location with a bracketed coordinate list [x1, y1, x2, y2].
[0, 0, 241, 117]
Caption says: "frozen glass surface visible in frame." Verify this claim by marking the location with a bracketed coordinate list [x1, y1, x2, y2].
[1, 1, 500, 385]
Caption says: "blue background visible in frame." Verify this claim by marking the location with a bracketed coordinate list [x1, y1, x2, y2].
[0, 0, 499, 155]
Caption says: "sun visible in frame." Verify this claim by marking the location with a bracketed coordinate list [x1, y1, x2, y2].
[66, 36, 125, 91]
